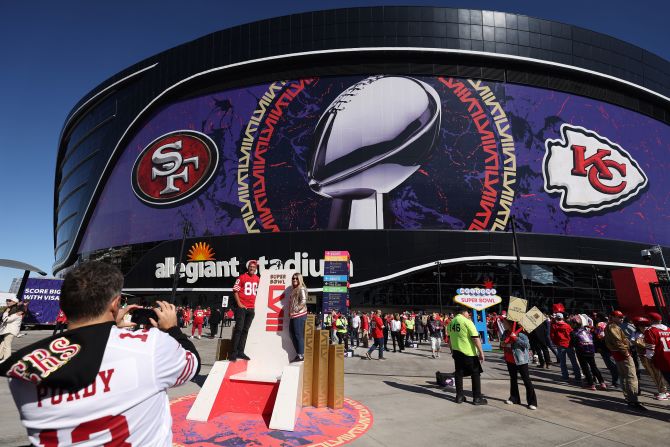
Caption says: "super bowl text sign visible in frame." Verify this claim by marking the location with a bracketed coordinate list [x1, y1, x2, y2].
[454, 288, 502, 311]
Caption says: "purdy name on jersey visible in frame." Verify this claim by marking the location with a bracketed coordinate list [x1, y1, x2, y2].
[2, 322, 200, 447]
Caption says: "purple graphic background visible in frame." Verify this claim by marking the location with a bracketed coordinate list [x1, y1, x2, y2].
[20, 278, 62, 324]
[79, 76, 670, 254]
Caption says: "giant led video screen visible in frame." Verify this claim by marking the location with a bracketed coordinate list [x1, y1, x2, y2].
[78, 75, 669, 253]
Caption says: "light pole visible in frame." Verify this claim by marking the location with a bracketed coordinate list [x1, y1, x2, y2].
[642, 245, 670, 282]
[433, 262, 444, 314]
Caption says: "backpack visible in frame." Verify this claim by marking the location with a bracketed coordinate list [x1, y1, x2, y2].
[575, 328, 595, 354]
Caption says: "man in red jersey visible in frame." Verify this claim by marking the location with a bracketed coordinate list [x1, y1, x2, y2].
[644, 312, 670, 385]
[361, 312, 370, 347]
[191, 306, 204, 339]
[230, 260, 260, 361]
[363, 310, 386, 360]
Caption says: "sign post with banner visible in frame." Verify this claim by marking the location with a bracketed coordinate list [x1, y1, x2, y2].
[322, 251, 350, 314]
[453, 287, 502, 351]
[221, 295, 229, 308]
[20, 278, 63, 325]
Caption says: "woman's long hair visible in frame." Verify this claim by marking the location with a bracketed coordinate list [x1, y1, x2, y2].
[290, 272, 307, 299]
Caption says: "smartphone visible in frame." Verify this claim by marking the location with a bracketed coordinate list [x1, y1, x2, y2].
[131, 308, 158, 326]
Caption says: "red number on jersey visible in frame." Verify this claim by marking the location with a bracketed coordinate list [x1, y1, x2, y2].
[39, 415, 130, 446]
[119, 332, 148, 342]
[660, 335, 670, 352]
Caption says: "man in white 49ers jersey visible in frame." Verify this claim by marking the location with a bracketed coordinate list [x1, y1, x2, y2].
[643, 312, 670, 385]
[0, 261, 200, 446]
[230, 260, 260, 361]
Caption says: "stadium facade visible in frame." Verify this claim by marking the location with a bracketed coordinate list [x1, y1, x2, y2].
[54, 6, 670, 315]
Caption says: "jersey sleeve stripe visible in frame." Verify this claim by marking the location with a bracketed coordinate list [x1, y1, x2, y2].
[175, 355, 193, 386]
[175, 352, 194, 386]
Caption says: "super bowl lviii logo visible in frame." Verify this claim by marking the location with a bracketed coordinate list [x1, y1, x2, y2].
[132, 130, 219, 206]
[543, 124, 647, 213]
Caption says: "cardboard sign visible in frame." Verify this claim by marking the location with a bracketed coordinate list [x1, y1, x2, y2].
[507, 296, 528, 322]
[519, 306, 545, 333]
[221, 295, 229, 308]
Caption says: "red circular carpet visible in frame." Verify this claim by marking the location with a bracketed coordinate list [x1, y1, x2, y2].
[171, 394, 373, 446]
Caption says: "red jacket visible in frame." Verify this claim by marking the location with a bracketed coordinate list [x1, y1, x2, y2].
[371, 315, 384, 339]
[361, 315, 369, 331]
[193, 310, 204, 325]
[56, 310, 67, 323]
[550, 320, 573, 348]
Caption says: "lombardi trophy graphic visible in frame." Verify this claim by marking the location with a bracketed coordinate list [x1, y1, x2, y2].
[308, 76, 442, 229]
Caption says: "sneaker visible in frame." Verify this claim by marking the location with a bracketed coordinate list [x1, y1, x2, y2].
[189, 336, 194, 339]
[472, 397, 488, 406]
[365, 352, 372, 360]
[196, 336, 201, 340]
[585, 384, 596, 391]
[627, 402, 647, 412]
[504, 399, 514, 405]
[655, 392, 669, 400]
[455, 395, 467, 404]
[378, 357, 386, 361]
[599, 383, 607, 391]
[528, 405, 537, 410]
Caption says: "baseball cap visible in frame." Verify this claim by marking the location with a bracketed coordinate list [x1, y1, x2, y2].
[6, 296, 18, 303]
[647, 312, 663, 322]
[632, 316, 650, 326]
[610, 310, 624, 318]
[554, 312, 564, 319]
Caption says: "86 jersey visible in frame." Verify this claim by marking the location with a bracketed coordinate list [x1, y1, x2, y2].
[9, 326, 198, 446]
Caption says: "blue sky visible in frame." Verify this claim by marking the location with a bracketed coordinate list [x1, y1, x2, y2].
[1, 0, 668, 291]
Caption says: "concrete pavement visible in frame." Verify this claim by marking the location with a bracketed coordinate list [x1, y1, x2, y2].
[1, 327, 669, 446]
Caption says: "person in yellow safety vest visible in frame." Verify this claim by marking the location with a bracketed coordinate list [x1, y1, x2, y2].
[323, 312, 332, 330]
[406, 315, 416, 344]
[336, 314, 349, 351]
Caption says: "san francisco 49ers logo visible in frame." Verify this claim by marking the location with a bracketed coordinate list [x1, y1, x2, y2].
[543, 124, 647, 213]
[132, 130, 219, 206]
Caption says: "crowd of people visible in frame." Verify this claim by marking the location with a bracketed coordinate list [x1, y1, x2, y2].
[1, 259, 669, 445]
[315, 307, 670, 411]
[175, 305, 234, 339]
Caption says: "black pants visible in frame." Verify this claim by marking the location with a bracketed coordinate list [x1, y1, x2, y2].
[422, 328, 429, 342]
[210, 323, 219, 338]
[599, 349, 619, 385]
[52, 321, 66, 336]
[506, 362, 537, 406]
[336, 332, 349, 350]
[231, 308, 255, 357]
[531, 340, 552, 366]
[406, 329, 414, 342]
[576, 354, 604, 386]
[351, 329, 359, 347]
[453, 351, 482, 399]
[391, 331, 404, 352]
[383, 327, 389, 350]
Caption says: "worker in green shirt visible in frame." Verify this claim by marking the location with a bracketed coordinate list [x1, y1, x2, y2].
[336, 314, 349, 351]
[405, 315, 416, 343]
[447, 307, 487, 405]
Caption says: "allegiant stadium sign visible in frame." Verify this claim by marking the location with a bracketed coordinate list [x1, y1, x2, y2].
[155, 242, 353, 284]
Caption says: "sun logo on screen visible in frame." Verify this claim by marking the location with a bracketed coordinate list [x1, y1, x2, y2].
[187, 242, 215, 261]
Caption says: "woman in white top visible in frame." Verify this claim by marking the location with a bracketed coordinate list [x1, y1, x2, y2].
[0, 297, 25, 361]
[390, 314, 404, 353]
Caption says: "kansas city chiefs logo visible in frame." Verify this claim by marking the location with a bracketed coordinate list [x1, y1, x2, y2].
[543, 124, 647, 213]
